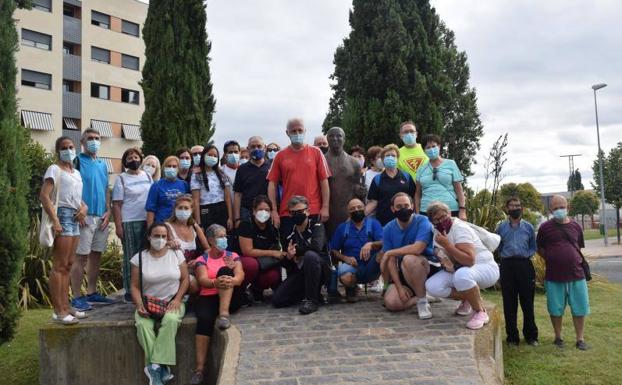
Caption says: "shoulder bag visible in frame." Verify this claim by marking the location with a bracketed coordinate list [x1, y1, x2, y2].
[553, 222, 592, 281]
[39, 166, 61, 248]
[139, 250, 170, 319]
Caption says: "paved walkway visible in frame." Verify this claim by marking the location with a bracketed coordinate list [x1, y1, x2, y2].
[584, 237, 622, 258]
[231, 295, 496, 385]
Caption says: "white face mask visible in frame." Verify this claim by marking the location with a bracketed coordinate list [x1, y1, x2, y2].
[255, 209, 271, 223]
[151, 237, 167, 251]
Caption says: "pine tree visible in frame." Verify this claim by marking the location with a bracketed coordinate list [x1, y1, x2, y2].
[323, 0, 482, 176]
[140, 0, 216, 159]
[0, 0, 31, 343]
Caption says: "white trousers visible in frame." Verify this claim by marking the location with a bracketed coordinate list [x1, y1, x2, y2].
[426, 262, 499, 298]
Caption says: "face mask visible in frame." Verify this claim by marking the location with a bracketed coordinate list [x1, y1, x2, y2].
[193, 154, 202, 165]
[251, 149, 265, 161]
[215, 237, 228, 251]
[292, 212, 308, 226]
[143, 165, 155, 176]
[383, 155, 397, 169]
[395, 208, 413, 222]
[290, 133, 305, 145]
[375, 158, 384, 169]
[175, 209, 192, 221]
[239, 158, 249, 165]
[204, 155, 218, 167]
[226, 153, 240, 165]
[320, 146, 328, 154]
[425, 147, 440, 160]
[553, 208, 567, 221]
[126, 160, 140, 171]
[59, 149, 76, 163]
[255, 209, 271, 223]
[267, 150, 277, 160]
[357, 158, 365, 169]
[164, 167, 178, 179]
[508, 209, 522, 219]
[151, 237, 167, 251]
[350, 209, 365, 223]
[86, 139, 100, 154]
[402, 133, 417, 146]
[179, 159, 191, 170]
[435, 217, 453, 234]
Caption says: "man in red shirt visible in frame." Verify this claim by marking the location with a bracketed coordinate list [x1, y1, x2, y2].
[267, 118, 331, 238]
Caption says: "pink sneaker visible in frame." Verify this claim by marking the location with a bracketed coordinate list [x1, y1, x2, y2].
[466, 310, 489, 330]
[455, 300, 472, 316]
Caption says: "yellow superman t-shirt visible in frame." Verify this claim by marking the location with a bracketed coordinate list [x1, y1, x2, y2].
[398, 145, 428, 180]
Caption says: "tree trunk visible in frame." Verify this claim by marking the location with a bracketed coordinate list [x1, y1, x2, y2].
[616, 205, 621, 244]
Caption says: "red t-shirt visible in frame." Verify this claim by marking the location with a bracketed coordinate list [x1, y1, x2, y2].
[267, 145, 331, 217]
[195, 251, 240, 296]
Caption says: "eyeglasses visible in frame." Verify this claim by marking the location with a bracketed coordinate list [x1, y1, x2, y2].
[289, 208, 308, 216]
[86, 136, 100, 141]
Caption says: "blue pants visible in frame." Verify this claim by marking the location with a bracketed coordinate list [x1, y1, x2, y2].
[337, 257, 380, 285]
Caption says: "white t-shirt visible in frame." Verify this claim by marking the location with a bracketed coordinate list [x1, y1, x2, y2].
[190, 171, 230, 205]
[112, 171, 153, 222]
[222, 166, 237, 202]
[443, 218, 495, 264]
[43, 164, 83, 210]
[364, 169, 382, 191]
[130, 249, 185, 301]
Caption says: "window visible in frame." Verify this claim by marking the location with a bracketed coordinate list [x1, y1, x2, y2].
[122, 88, 140, 105]
[63, 43, 75, 55]
[21, 29, 51, 50]
[91, 83, 110, 100]
[63, 80, 71, 93]
[121, 54, 139, 70]
[21, 69, 51, 90]
[32, 0, 51, 12]
[122, 20, 140, 37]
[91, 11, 110, 29]
[63, 4, 78, 18]
[91, 46, 110, 64]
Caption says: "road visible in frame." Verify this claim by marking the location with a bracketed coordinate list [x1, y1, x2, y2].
[591, 257, 622, 283]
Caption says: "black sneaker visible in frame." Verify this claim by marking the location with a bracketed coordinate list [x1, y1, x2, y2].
[576, 340, 589, 351]
[299, 300, 318, 315]
[327, 291, 343, 304]
[554, 338, 564, 348]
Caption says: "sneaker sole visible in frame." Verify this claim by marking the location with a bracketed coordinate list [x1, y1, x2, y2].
[143, 367, 154, 385]
[418, 313, 433, 320]
[466, 318, 490, 330]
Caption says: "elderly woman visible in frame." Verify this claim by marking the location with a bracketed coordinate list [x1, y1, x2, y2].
[192, 224, 245, 385]
[145, 156, 190, 227]
[141, 155, 161, 182]
[424, 201, 499, 329]
[415, 135, 466, 220]
[130, 222, 188, 384]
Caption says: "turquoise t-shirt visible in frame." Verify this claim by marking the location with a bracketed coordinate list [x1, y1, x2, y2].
[416, 159, 463, 213]
[78, 153, 109, 216]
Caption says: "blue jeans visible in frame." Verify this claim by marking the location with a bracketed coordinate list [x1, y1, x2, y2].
[337, 257, 381, 285]
[57, 207, 80, 237]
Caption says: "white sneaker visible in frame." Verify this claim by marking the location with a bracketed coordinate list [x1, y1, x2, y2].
[426, 294, 442, 303]
[417, 299, 433, 319]
[370, 279, 384, 293]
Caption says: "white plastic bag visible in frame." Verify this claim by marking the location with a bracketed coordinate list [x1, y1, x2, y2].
[465, 222, 501, 252]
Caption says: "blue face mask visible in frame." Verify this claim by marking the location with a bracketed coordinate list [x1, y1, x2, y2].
[290, 133, 305, 145]
[193, 155, 202, 166]
[402, 133, 417, 146]
[383, 155, 397, 169]
[425, 146, 440, 160]
[164, 167, 178, 179]
[179, 159, 191, 170]
[226, 153, 240, 165]
[59, 149, 76, 163]
[215, 236, 228, 251]
[267, 150, 277, 160]
[553, 208, 567, 221]
[86, 139, 100, 154]
[250, 149, 265, 161]
[204, 155, 218, 167]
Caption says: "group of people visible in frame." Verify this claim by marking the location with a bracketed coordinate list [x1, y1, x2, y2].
[40, 118, 590, 385]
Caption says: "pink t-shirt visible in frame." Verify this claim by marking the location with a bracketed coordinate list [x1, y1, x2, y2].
[195, 251, 240, 296]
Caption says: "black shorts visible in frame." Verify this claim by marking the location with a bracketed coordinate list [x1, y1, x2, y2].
[396, 255, 440, 294]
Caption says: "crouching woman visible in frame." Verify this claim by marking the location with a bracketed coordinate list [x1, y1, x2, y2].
[131, 222, 189, 384]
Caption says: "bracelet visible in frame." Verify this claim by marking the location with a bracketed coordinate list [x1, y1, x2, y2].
[459, 206, 466, 210]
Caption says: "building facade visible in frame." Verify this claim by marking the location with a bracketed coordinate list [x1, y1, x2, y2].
[14, 0, 147, 174]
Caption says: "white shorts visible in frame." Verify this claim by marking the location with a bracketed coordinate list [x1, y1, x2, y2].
[425, 262, 499, 298]
[77, 215, 109, 255]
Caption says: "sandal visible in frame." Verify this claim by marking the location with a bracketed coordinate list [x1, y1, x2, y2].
[70, 308, 89, 319]
[52, 313, 79, 325]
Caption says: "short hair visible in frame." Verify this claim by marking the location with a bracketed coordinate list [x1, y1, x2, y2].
[223, 140, 240, 153]
[190, 145, 204, 154]
[421, 134, 442, 148]
[505, 196, 521, 208]
[286, 118, 304, 132]
[350, 145, 365, 156]
[366, 145, 383, 162]
[252, 194, 272, 211]
[381, 144, 400, 159]
[240, 147, 249, 156]
[54, 136, 73, 154]
[206, 223, 226, 240]
[247, 136, 264, 147]
[287, 195, 309, 209]
[175, 147, 190, 158]
[399, 121, 416, 132]
[81, 128, 100, 142]
[266, 142, 281, 151]
[121, 147, 144, 167]
[141, 155, 161, 181]
[391, 192, 413, 206]
[162, 155, 180, 169]
[426, 201, 451, 218]
[168, 194, 195, 225]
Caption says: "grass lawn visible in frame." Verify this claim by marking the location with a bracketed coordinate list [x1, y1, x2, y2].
[583, 228, 620, 240]
[483, 279, 622, 385]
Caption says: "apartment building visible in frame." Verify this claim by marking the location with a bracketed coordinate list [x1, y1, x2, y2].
[14, 0, 147, 175]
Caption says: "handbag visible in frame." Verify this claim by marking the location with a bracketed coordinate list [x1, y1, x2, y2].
[553, 222, 592, 281]
[257, 256, 281, 271]
[39, 166, 61, 248]
[139, 250, 170, 319]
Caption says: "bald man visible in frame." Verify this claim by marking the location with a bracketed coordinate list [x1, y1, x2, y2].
[536, 195, 590, 350]
[313, 135, 329, 154]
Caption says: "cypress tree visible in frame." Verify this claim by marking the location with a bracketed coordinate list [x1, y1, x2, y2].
[141, 0, 216, 160]
[324, 0, 482, 176]
[0, 0, 30, 343]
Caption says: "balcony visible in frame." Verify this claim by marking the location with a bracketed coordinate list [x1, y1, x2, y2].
[63, 15, 81, 44]
[62, 91, 81, 119]
[63, 53, 81, 81]
[63, 0, 82, 7]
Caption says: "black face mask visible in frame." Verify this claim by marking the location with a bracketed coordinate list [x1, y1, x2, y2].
[292, 212, 308, 226]
[320, 146, 329, 154]
[126, 160, 140, 171]
[395, 208, 413, 222]
[508, 209, 522, 219]
[350, 209, 365, 223]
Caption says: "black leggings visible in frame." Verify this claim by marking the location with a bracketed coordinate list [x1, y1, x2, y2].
[195, 267, 243, 336]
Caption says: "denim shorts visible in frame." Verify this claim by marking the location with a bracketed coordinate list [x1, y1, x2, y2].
[337, 257, 381, 284]
[545, 279, 590, 317]
[57, 206, 80, 237]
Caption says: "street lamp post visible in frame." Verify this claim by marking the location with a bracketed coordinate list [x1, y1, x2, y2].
[592, 83, 608, 246]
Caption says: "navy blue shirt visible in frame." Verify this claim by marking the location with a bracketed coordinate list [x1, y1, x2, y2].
[367, 171, 416, 226]
[330, 217, 383, 263]
[496, 219, 536, 258]
[382, 214, 434, 257]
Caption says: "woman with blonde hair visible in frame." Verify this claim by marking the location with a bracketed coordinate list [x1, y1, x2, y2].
[145, 156, 190, 227]
[141, 155, 161, 182]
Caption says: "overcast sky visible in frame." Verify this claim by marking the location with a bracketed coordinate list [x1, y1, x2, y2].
[204, 0, 621, 193]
